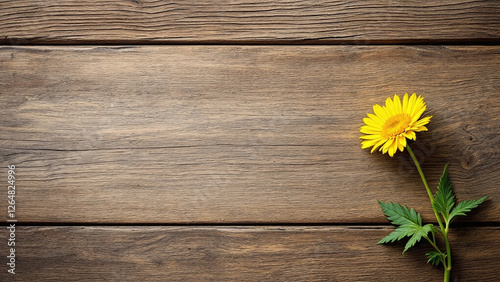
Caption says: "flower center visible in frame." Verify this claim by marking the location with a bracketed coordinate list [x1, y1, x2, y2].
[382, 114, 411, 139]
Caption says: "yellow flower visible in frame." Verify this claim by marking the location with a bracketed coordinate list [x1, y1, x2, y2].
[360, 93, 432, 157]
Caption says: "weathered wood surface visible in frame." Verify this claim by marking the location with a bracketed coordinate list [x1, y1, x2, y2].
[1, 46, 498, 223]
[0, 226, 498, 281]
[1, 0, 499, 44]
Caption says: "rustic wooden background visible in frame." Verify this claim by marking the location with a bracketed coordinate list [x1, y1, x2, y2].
[1, 1, 499, 281]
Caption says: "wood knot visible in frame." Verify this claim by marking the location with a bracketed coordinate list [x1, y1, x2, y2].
[460, 150, 477, 170]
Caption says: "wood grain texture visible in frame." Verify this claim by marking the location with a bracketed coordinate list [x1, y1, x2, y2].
[0, 226, 498, 281]
[0, 46, 499, 223]
[1, 0, 499, 44]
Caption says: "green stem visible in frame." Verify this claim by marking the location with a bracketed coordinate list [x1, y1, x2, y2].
[444, 223, 452, 281]
[444, 269, 450, 282]
[443, 233, 452, 282]
[406, 144, 451, 282]
[424, 236, 444, 256]
[406, 146, 445, 229]
[406, 146, 434, 205]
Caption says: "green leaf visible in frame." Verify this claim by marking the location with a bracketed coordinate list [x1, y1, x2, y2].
[426, 250, 445, 266]
[433, 163, 455, 221]
[449, 196, 489, 222]
[378, 201, 422, 226]
[377, 201, 435, 253]
[378, 224, 418, 245]
[403, 224, 436, 253]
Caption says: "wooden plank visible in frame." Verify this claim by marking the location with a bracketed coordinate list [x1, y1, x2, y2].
[0, 46, 499, 223]
[0, 226, 498, 281]
[1, 1, 499, 44]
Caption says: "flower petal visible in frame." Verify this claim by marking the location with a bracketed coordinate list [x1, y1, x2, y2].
[371, 138, 387, 153]
[360, 126, 381, 134]
[381, 139, 393, 154]
[402, 93, 409, 113]
[403, 131, 416, 140]
[361, 138, 382, 149]
[385, 97, 395, 116]
[393, 94, 402, 114]
[414, 116, 432, 127]
[367, 113, 385, 125]
[360, 134, 381, 139]
[407, 93, 417, 115]
[373, 104, 389, 120]
[410, 95, 425, 118]
[400, 135, 408, 151]
[415, 126, 429, 132]
[388, 138, 399, 157]
[363, 117, 382, 128]
[410, 106, 427, 124]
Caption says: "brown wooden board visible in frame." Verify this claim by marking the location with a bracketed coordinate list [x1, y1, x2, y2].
[0, 46, 498, 224]
[1, 1, 499, 44]
[0, 226, 498, 281]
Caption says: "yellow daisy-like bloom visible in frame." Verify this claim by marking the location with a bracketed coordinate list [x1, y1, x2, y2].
[360, 93, 432, 157]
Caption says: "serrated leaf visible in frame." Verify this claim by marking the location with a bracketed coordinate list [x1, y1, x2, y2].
[378, 201, 422, 226]
[377, 201, 435, 253]
[426, 250, 445, 266]
[403, 224, 435, 253]
[433, 164, 455, 221]
[378, 225, 418, 245]
[449, 196, 488, 222]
